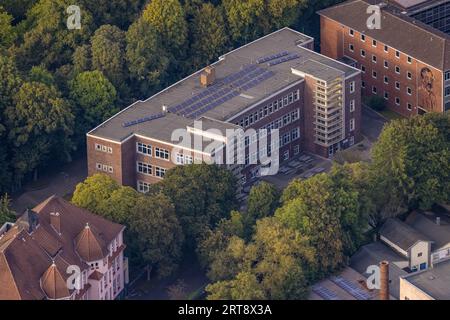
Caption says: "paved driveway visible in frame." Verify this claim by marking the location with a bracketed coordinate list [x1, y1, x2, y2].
[11, 157, 87, 213]
[361, 106, 388, 142]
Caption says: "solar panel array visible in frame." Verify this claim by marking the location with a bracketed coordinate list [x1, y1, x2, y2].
[267, 53, 301, 66]
[256, 51, 289, 64]
[331, 276, 371, 300]
[312, 285, 339, 300]
[167, 64, 275, 119]
[122, 112, 166, 128]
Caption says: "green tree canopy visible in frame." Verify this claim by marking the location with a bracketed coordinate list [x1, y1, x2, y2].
[72, 173, 120, 213]
[69, 70, 117, 130]
[205, 217, 316, 300]
[125, 17, 169, 97]
[161, 164, 238, 248]
[142, 0, 188, 55]
[91, 24, 127, 91]
[370, 113, 450, 219]
[275, 171, 363, 275]
[5, 81, 74, 183]
[128, 193, 184, 277]
[13, 0, 94, 70]
[244, 181, 280, 236]
[189, 3, 228, 70]
[0, 6, 16, 50]
[0, 194, 15, 225]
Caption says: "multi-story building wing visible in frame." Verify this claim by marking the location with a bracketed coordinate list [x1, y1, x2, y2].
[319, 0, 450, 116]
[87, 28, 361, 190]
[0, 196, 127, 300]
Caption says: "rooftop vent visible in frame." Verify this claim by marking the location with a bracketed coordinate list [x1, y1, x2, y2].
[200, 66, 215, 88]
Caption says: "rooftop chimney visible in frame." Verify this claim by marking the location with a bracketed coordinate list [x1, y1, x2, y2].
[379, 261, 390, 300]
[436, 217, 441, 226]
[50, 212, 61, 234]
[200, 66, 215, 87]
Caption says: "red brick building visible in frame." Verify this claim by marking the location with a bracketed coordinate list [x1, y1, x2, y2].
[87, 28, 362, 191]
[319, 0, 450, 117]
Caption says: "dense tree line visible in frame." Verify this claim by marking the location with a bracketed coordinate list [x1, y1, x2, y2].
[0, 0, 343, 193]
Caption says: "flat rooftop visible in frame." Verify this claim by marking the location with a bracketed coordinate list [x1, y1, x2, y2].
[403, 259, 450, 299]
[88, 27, 358, 143]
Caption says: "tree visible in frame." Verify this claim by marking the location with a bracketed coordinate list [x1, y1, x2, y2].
[0, 194, 15, 225]
[275, 172, 362, 275]
[72, 173, 120, 213]
[0, 7, 16, 50]
[72, 44, 92, 75]
[0, 0, 37, 22]
[205, 218, 316, 300]
[142, 0, 188, 55]
[128, 193, 184, 277]
[189, 3, 228, 70]
[0, 55, 22, 114]
[125, 17, 169, 97]
[244, 181, 279, 236]
[69, 70, 117, 130]
[12, 0, 94, 70]
[28, 66, 55, 87]
[222, 0, 264, 45]
[5, 82, 74, 184]
[91, 25, 127, 91]
[161, 164, 238, 248]
[370, 114, 450, 220]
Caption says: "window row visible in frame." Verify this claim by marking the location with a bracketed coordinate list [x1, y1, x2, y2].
[236, 90, 300, 128]
[96, 163, 113, 173]
[136, 142, 170, 160]
[175, 153, 193, 165]
[259, 108, 300, 132]
[136, 161, 166, 178]
[95, 143, 113, 154]
[348, 30, 412, 63]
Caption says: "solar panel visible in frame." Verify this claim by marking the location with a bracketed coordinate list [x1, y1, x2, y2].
[331, 276, 371, 300]
[122, 112, 166, 127]
[312, 286, 339, 300]
[256, 51, 289, 64]
[267, 53, 300, 66]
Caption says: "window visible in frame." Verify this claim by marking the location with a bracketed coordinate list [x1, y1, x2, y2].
[372, 55, 377, 63]
[361, 65, 366, 73]
[361, 34, 366, 42]
[372, 39, 377, 47]
[155, 167, 166, 178]
[372, 86, 377, 94]
[95, 143, 101, 151]
[384, 60, 389, 69]
[395, 66, 400, 74]
[407, 103, 412, 111]
[395, 81, 400, 90]
[349, 44, 354, 52]
[384, 45, 389, 53]
[291, 127, 300, 140]
[350, 118, 355, 131]
[407, 87, 412, 95]
[361, 49, 366, 57]
[395, 97, 400, 105]
[445, 71, 450, 81]
[350, 81, 355, 93]
[294, 90, 300, 101]
[384, 91, 389, 100]
[349, 29, 354, 36]
[155, 147, 169, 160]
[407, 56, 412, 64]
[407, 71, 412, 80]
[445, 86, 450, 97]
[418, 252, 423, 257]
[372, 70, 377, 79]
[137, 142, 152, 156]
[137, 181, 150, 193]
[349, 136, 355, 146]
[96, 163, 102, 170]
[361, 81, 365, 88]
[350, 99, 355, 112]
[395, 50, 400, 59]
[137, 161, 152, 175]
[384, 76, 389, 84]
[294, 145, 300, 155]
[283, 150, 289, 161]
